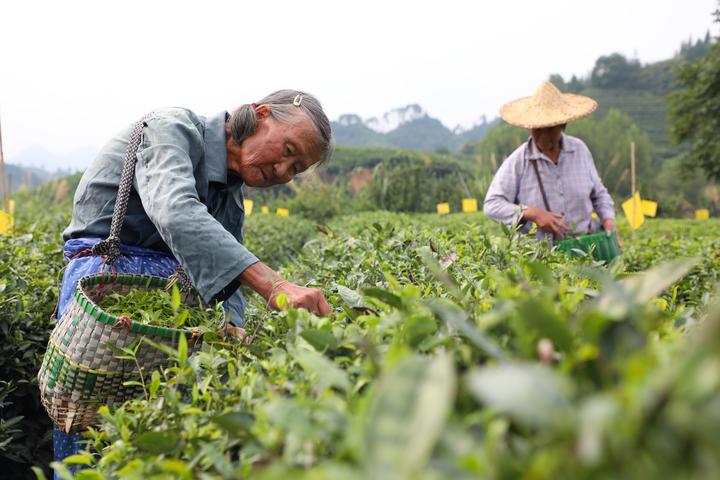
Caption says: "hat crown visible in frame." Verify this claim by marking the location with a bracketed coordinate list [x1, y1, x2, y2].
[532, 81, 564, 109]
[499, 80, 597, 129]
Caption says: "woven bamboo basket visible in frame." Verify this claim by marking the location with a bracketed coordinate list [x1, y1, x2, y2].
[38, 272, 211, 433]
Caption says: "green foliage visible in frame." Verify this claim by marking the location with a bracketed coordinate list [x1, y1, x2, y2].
[460, 122, 526, 168]
[243, 214, 317, 269]
[668, 14, 720, 181]
[368, 157, 476, 212]
[48, 213, 720, 479]
[644, 156, 720, 216]
[549, 37, 713, 159]
[591, 53, 644, 89]
[0, 221, 65, 478]
[99, 286, 224, 329]
[6, 173, 720, 479]
[279, 178, 361, 223]
[567, 109, 653, 198]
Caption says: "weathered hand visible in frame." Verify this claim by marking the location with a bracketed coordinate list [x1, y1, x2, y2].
[603, 218, 622, 249]
[524, 207, 570, 238]
[270, 281, 331, 316]
[225, 324, 252, 344]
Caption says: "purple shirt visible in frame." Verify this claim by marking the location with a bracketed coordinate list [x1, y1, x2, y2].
[483, 134, 615, 243]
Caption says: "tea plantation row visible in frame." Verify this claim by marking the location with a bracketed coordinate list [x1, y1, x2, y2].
[2, 205, 719, 479]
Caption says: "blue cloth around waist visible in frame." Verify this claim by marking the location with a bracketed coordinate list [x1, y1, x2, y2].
[58, 238, 245, 325]
[58, 238, 179, 319]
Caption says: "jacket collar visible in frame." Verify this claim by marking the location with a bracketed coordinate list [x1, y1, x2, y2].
[526, 133, 575, 161]
[204, 111, 230, 184]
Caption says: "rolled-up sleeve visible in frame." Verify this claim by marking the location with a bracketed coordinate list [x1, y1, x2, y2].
[483, 155, 523, 226]
[587, 151, 616, 221]
[134, 116, 258, 303]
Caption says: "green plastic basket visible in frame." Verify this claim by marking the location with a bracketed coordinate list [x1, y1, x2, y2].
[555, 231, 620, 263]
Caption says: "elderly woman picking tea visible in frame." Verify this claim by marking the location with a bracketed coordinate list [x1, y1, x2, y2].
[52, 90, 332, 475]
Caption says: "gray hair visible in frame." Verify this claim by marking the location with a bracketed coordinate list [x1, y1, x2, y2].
[229, 90, 333, 166]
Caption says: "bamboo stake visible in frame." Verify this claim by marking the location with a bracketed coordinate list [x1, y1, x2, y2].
[631, 141, 636, 239]
[0, 112, 8, 210]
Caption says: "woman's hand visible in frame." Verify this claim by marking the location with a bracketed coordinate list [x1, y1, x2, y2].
[602, 218, 622, 248]
[239, 262, 331, 317]
[225, 324, 252, 344]
[523, 207, 570, 238]
[269, 281, 331, 316]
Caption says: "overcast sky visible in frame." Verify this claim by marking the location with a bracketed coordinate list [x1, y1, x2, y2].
[0, 0, 717, 163]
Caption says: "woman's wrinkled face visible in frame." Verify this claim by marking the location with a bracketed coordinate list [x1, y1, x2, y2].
[530, 125, 564, 152]
[237, 111, 321, 187]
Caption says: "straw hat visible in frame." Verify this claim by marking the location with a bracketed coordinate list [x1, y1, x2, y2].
[500, 81, 598, 129]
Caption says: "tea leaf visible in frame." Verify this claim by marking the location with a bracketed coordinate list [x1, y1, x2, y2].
[135, 431, 178, 454]
[300, 328, 339, 351]
[362, 287, 402, 309]
[363, 352, 455, 480]
[466, 362, 572, 427]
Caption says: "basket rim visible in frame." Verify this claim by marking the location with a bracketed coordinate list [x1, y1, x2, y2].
[76, 272, 215, 338]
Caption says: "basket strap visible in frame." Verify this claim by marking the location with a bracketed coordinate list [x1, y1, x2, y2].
[165, 264, 194, 295]
[529, 159, 551, 212]
[91, 114, 154, 264]
[88, 113, 194, 294]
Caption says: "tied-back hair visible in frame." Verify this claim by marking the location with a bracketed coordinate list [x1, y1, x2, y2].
[229, 90, 333, 166]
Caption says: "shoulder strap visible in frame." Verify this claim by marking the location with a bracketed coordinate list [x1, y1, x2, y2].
[88, 113, 194, 294]
[530, 159, 552, 212]
[91, 114, 154, 264]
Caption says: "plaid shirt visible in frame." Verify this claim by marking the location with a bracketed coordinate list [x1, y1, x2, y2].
[483, 134, 615, 242]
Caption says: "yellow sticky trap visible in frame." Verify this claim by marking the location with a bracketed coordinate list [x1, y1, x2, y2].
[462, 198, 478, 213]
[243, 199, 254, 215]
[641, 200, 658, 217]
[8, 200, 15, 217]
[0, 210, 13, 235]
[276, 208, 289, 217]
[622, 192, 644, 230]
[261, 206, 269, 214]
[436, 203, 450, 215]
[695, 209, 710, 220]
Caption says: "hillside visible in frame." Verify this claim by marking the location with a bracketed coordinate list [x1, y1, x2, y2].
[2, 163, 63, 194]
[550, 35, 713, 160]
[331, 105, 493, 152]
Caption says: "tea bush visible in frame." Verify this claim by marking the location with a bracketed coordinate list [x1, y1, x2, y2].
[43, 215, 720, 479]
[0, 217, 66, 478]
[5, 178, 720, 479]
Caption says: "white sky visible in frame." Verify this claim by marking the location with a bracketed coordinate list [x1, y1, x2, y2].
[0, 0, 717, 162]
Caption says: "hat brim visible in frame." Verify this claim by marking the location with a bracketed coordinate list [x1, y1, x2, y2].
[500, 93, 598, 129]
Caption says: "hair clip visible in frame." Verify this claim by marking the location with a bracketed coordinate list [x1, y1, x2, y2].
[293, 93, 303, 106]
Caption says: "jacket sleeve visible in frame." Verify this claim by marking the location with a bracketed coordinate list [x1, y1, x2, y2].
[483, 154, 524, 226]
[133, 115, 259, 304]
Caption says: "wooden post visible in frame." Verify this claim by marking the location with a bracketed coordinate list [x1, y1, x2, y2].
[0, 112, 8, 210]
[631, 141, 636, 239]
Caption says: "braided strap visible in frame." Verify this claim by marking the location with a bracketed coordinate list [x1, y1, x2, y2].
[91, 236, 122, 265]
[91, 114, 153, 264]
[165, 265, 194, 295]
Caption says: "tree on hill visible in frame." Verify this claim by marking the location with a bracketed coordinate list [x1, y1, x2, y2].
[591, 53, 643, 89]
[668, 6, 720, 181]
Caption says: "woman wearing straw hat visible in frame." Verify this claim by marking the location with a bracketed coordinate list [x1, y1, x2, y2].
[483, 81, 619, 245]
[51, 90, 332, 476]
